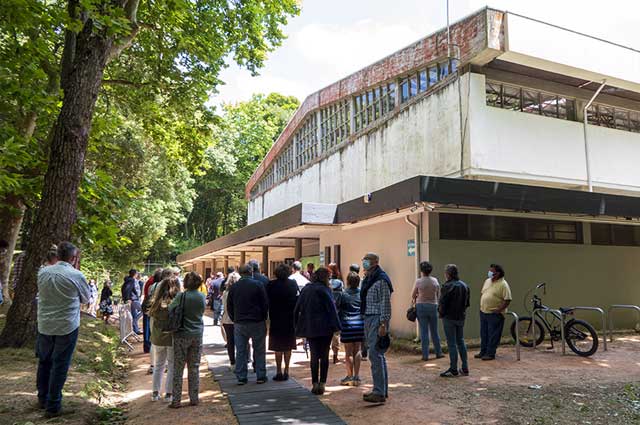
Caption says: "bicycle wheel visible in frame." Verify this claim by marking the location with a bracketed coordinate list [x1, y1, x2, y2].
[564, 319, 598, 357]
[511, 317, 544, 347]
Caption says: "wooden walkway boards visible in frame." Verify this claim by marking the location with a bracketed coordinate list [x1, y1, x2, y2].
[204, 341, 346, 425]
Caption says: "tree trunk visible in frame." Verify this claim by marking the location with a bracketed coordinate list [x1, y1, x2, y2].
[0, 17, 113, 347]
[0, 196, 25, 307]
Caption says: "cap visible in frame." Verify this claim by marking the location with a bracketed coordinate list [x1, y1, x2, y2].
[331, 279, 343, 290]
[362, 252, 379, 262]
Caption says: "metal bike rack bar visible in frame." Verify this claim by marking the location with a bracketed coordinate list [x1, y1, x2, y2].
[505, 311, 520, 361]
[567, 306, 607, 351]
[607, 305, 640, 342]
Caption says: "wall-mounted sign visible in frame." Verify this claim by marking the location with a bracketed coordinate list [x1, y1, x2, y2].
[319, 252, 325, 265]
[407, 239, 416, 257]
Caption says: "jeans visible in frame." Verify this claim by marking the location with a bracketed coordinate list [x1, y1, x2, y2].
[234, 321, 267, 381]
[212, 299, 223, 325]
[222, 324, 235, 364]
[442, 318, 468, 371]
[152, 344, 174, 394]
[172, 335, 202, 404]
[143, 314, 151, 353]
[36, 328, 79, 413]
[416, 303, 442, 359]
[131, 301, 142, 333]
[364, 315, 388, 397]
[480, 312, 505, 357]
[308, 335, 332, 383]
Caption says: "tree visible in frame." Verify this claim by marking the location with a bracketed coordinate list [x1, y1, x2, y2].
[0, 0, 299, 347]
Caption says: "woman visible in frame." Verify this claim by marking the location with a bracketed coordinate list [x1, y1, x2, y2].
[149, 276, 180, 402]
[266, 264, 299, 381]
[327, 263, 343, 364]
[87, 279, 99, 317]
[221, 272, 240, 368]
[412, 261, 444, 361]
[335, 272, 364, 386]
[99, 280, 113, 323]
[294, 267, 341, 395]
[169, 271, 206, 408]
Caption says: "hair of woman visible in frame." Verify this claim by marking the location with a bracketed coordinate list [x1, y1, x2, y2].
[327, 263, 341, 280]
[152, 268, 164, 283]
[274, 263, 292, 280]
[419, 261, 433, 276]
[184, 271, 203, 291]
[346, 271, 360, 289]
[314, 267, 330, 286]
[149, 277, 181, 316]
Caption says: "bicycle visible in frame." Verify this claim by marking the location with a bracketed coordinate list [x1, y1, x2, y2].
[510, 283, 599, 357]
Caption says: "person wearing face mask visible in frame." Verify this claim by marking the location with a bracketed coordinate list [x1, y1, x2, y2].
[359, 253, 393, 403]
[475, 264, 512, 361]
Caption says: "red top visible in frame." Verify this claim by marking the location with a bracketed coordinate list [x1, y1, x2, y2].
[143, 276, 154, 298]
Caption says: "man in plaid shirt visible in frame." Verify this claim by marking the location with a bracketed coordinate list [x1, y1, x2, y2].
[359, 252, 393, 403]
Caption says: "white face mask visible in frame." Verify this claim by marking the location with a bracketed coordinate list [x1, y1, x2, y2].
[487, 271, 494, 279]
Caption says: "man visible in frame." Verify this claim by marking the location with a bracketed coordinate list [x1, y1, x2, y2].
[210, 272, 225, 325]
[227, 265, 269, 385]
[360, 253, 393, 403]
[303, 263, 315, 281]
[247, 259, 269, 286]
[475, 264, 512, 361]
[36, 241, 91, 418]
[121, 269, 142, 334]
[439, 264, 470, 377]
[290, 261, 309, 292]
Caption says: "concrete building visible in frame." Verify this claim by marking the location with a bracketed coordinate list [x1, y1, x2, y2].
[178, 8, 640, 338]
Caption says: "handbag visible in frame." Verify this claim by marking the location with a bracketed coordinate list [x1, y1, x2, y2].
[164, 292, 185, 332]
[406, 304, 417, 322]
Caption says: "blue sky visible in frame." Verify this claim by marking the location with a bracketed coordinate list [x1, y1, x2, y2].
[212, 0, 639, 107]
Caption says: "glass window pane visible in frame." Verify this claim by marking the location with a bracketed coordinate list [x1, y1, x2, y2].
[598, 105, 616, 128]
[615, 109, 630, 130]
[439, 214, 469, 240]
[388, 82, 396, 109]
[450, 59, 458, 73]
[630, 111, 640, 133]
[502, 85, 521, 111]
[419, 70, 427, 92]
[612, 224, 635, 246]
[495, 217, 525, 241]
[469, 215, 492, 240]
[428, 67, 438, 86]
[587, 105, 598, 125]
[400, 79, 409, 103]
[559, 98, 575, 120]
[540, 93, 558, 117]
[410, 75, 418, 97]
[439, 62, 449, 80]
[522, 89, 540, 114]
[591, 223, 611, 245]
[486, 82, 502, 108]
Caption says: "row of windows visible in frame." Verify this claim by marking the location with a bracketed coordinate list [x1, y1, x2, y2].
[486, 82, 576, 120]
[440, 213, 582, 244]
[353, 82, 396, 132]
[251, 60, 459, 198]
[591, 223, 640, 246]
[400, 60, 457, 104]
[320, 99, 350, 152]
[586, 104, 640, 133]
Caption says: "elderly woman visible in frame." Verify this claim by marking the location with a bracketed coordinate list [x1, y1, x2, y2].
[221, 271, 241, 367]
[266, 264, 299, 381]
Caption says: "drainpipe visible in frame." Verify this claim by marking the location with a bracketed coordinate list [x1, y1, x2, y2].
[405, 214, 421, 279]
[583, 80, 607, 192]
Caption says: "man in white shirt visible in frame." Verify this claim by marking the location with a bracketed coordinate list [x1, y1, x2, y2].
[290, 261, 309, 292]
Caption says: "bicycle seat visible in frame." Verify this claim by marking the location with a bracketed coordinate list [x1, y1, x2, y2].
[560, 307, 574, 314]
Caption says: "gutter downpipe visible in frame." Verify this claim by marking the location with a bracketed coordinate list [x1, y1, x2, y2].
[405, 214, 422, 340]
[583, 80, 607, 192]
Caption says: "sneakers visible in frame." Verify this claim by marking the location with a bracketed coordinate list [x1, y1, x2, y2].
[436, 354, 446, 359]
[352, 376, 361, 387]
[168, 402, 181, 409]
[340, 376, 353, 386]
[459, 368, 470, 376]
[439, 369, 459, 378]
[256, 377, 268, 384]
[163, 393, 172, 403]
[151, 391, 161, 402]
[473, 353, 484, 359]
[481, 355, 495, 361]
[237, 379, 248, 385]
[363, 393, 386, 403]
[147, 365, 154, 375]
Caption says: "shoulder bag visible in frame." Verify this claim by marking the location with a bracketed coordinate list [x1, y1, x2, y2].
[164, 292, 185, 332]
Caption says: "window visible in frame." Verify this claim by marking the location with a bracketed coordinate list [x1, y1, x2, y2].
[591, 223, 640, 246]
[428, 66, 438, 86]
[275, 141, 295, 181]
[439, 214, 581, 244]
[485, 81, 577, 121]
[400, 60, 456, 104]
[294, 115, 318, 169]
[439, 61, 450, 80]
[353, 82, 396, 132]
[256, 166, 274, 194]
[587, 104, 640, 133]
[320, 99, 350, 152]
[419, 70, 427, 92]
[400, 79, 410, 103]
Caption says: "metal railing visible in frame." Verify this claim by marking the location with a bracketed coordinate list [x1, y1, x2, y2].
[568, 306, 607, 352]
[506, 311, 520, 361]
[607, 304, 640, 342]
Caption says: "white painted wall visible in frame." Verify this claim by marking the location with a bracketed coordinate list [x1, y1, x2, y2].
[248, 82, 464, 223]
[467, 73, 640, 193]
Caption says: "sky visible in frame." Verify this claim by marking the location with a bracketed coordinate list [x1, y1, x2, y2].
[212, 0, 640, 107]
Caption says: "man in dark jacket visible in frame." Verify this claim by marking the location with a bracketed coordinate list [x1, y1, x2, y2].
[247, 259, 269, 286]
[227, 264, 269, 385]
[121, 269, 142, 334]
[438, 264, 470, 377]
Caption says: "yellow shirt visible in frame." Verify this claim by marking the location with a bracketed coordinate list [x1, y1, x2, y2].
[480, 278, 512, 314]
[199, 282, 208, 298]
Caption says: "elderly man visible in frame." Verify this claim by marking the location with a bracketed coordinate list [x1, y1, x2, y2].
[290, 261, 309, 292]
[475, 263, 512, 361]
[227, 264, 269, 385]
[360, 253, 393, 403]
[36, 241, 91, 418]
[247, 259, 269, 286]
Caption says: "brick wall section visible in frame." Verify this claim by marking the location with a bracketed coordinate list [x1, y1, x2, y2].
[244, 8, 505, 199]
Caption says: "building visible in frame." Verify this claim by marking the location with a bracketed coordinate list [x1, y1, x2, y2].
[178, 8, 640, 338]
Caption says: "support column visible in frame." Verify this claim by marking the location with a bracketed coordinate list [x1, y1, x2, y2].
[212, 258, 217, 273]
[201, 261, 206, 277]
[240, 251, 246, 266]
[294, 238, 302, 260]
[223, 256, 229, 272]
[262, 246, 269, 276]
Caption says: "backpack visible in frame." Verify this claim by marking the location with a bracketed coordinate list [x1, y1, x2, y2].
[163, 292, 185, 332]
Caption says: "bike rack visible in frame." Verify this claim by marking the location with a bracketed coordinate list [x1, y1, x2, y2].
[506, 311, 520, 361]
[567, 306, 607, 352]
[532, 309, 565, 355]
[607, 304, 640, 342]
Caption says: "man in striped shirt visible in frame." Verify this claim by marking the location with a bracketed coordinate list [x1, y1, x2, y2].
[360, 253, 393, 403]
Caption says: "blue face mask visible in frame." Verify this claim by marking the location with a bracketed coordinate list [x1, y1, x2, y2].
[362, 259, 371, 271]
[487, 271, 494, 279]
